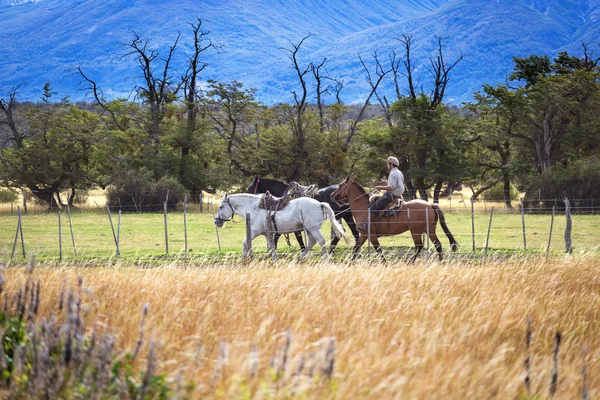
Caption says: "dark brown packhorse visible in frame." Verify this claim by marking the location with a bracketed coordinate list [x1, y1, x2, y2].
[331, 177, 458, 261]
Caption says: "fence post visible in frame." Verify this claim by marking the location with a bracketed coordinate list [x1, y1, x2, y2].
[211, 202, 221, 252]
[564, 198, 572, 254]
[183, 195, 188, 259]
[246, 212, 252, 259]
[22, 189, 27, 213]
[367, 212, 371, 255]
[199, 192, 203, 213]
[106, 204, 119, 258]
[425, 208, 430, 251]
[117, 210, 121, 257]
[18, 207, 25, 258]
[485, 207, 494, 258]
[66, 203, 77, 256]
[520, 198, 527, 250]
[10, 212, 21, 263]
[58, 211, 62, 262]
[471, 198, 475, 252]
[546, 206, 555, 257]
[163, 201, 169, 254]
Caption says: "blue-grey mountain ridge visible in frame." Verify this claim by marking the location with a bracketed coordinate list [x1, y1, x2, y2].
[1, 0, 599, 104]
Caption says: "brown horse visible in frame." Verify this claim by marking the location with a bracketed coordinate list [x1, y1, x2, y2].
[331, 177, 458, 261]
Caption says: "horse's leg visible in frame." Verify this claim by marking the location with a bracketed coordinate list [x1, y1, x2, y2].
[329, 223, 340, 254]
[369, 236, 386, 262]
[343, 213, 360, 242]
[429, 232, 443, 261]
[301, 231, 317, 258]
[410, 232, 424, 263]
[266, 234, 278, 260]
[242, 229, 263, 260]
[308, 229, 328, 258]
[273, 233, 281, 250]
[293, 230, 306, 251]
[352, 234, 368, 260]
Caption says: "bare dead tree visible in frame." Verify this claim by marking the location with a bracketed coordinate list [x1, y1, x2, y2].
[283, 34, 312, 181]
[121, 31, 184, 145]
[429, 37, 463, 107]
[399, 34, 418, 102]
[178, 18, 219, 194]
[76, 67, 127, 132]
[394, 35, 463, 201]
[0, 86, 25, 149]
[311, 58, 329, 134]
[342, 51, 393, 152]
[181, 18, 218, 134]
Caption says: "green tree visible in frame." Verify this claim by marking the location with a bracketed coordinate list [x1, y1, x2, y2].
[0, 84, 104, 208]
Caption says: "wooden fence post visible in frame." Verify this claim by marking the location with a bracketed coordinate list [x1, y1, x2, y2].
[547, 206, 555, 257]
[66, 203, 77, 256]
[471, 198, 475, 252]
[520, 198, 527, 250]
[211, 202, 221, 252]
[58, 211, 62, 262]
[367, 211, 371, 255]
[485, 207, 494, 258]
[425, 208, 430, 251]
[163, 201, 169, 254]
[106, 204, 120, 258]
[10, 211, 21, 263]
[564, 198, 572, 253]
[183, 195, 188, 259]
[246, 212, 252, 259]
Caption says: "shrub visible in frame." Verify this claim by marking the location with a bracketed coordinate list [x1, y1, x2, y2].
[106, 168, 189, 212]
[0, 265, 179, 399]
[523, 158, 600, 210]
[0, 189, 18, 204]
[482, 182, 520, 201]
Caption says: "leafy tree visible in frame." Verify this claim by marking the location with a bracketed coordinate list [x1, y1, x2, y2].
[481, 48, 600, 184]
[0, 84, 104, 208]
[202, 80, 261, 180]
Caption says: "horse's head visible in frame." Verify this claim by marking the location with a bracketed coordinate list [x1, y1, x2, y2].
[331, 176, 355, 202]
[214, 193, 234, 228]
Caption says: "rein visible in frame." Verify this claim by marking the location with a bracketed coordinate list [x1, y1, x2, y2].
[252, 177, 260, 194]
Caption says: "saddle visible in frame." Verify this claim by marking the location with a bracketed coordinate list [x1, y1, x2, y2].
[259, 190, 292, 212]
[369, 194, 403, 218]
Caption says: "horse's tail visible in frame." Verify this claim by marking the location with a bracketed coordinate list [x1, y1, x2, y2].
[321, 203, 349, 244]
[432, 204, 458, 252]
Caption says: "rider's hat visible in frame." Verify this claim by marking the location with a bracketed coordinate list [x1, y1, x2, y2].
[387, 156, 399, 167]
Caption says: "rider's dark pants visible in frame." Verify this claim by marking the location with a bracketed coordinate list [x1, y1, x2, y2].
[369, 192, 398, 216]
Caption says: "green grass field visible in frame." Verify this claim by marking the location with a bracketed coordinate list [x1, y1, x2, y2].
[1, 206, 598, 264]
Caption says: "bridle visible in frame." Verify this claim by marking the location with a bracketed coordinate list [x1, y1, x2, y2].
[215, 197, 235, 224]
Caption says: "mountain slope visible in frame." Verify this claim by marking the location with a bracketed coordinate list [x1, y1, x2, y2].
[0, 0, 597, 104]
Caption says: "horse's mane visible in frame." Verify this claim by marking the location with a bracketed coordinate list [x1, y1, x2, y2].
[350, 180, 368, 195]
[232, 193, 262, 199]
[259, 178, 288, 185]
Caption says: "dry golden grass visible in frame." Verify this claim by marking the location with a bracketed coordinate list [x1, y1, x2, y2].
[4, 257, 600, 399]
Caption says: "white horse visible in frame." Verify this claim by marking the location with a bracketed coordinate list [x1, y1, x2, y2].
[214, 193, 347, 259]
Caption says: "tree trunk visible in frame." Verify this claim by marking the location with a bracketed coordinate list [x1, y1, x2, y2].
[30, 187, 60, 211]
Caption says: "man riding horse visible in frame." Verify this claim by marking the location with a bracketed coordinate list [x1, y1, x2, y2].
[358, 156, 405, 232]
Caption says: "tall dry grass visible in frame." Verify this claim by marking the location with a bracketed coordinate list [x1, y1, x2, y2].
[4, 256, 600, 398]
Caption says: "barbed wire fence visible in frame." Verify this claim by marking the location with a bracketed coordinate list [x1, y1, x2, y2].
[2, 193, 598, 264]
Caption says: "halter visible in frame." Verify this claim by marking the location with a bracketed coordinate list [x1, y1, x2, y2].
[215, 197, 236, 224]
